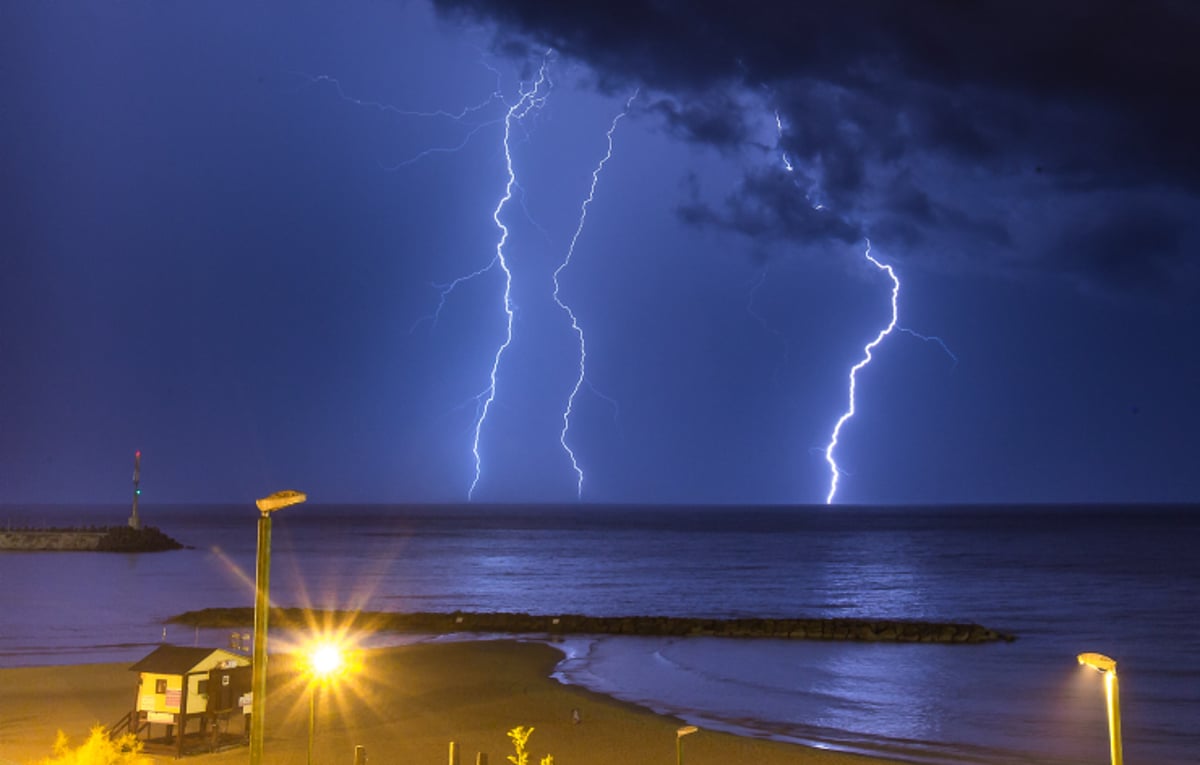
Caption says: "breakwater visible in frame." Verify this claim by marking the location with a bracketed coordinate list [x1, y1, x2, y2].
[0, 526, 185, 552]
[0, 530, 106, 550]
[170, 608, 1015, 643]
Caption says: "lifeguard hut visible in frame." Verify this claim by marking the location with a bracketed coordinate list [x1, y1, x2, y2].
[121, 645, 251, 757]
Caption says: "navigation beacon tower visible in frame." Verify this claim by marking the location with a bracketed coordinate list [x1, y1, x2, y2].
[128, 450, 142, 530]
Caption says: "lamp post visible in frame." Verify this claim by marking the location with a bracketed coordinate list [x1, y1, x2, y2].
[249, 490, 307, 765]
[675, 725, 698, 765]
[307, 643, 345, 765]
[1077, 652, 1122, 765]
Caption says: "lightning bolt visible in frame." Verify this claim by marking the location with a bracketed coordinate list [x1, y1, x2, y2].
[898, 327, 959, 368]
[408, 258, 499, 333]
[297, 65, 513, 336]
[774, 110, 795, 173]
[296, 70, 507, 172]
[823, 238, 899, 504]
[746, 265, 790, 383]
[299, 72, 503, 120]
[552, 89, 638, 499]
[772, 107, 951, 503]
[303, 54, 642, 500]
[468, 54, 553, 500]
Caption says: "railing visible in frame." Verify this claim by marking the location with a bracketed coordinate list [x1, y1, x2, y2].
[107, 711, 131, 738]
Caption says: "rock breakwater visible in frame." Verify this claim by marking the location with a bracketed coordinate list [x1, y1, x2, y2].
[0, 526, 185, 552]
[170, 608, 1015, 643]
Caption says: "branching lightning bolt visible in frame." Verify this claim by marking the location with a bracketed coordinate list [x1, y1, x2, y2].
[550, 90, 638, 499]
[823, 238, 899, 504]
[898, 327, 959, 368]
[746, 265, 790, 382]
[772, 106, 952, 503]
[298, 71, 507, 171]
[775, 110, 795, 173]
[299, 65, 515, 336]
[468, 56, 552, 500]
[300, 72, 503, 120]
[408, 258, 499, 333]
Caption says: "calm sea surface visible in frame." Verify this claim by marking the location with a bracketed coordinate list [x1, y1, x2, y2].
[0, 504, 1196, 764]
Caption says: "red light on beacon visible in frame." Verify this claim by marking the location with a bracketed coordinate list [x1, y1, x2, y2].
[135, 450, 141, 458]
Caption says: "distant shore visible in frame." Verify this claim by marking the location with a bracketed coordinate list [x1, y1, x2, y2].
[0, 640, 903, 765]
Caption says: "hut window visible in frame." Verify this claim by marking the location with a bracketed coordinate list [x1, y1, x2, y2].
[222, 675, 231, 686]
[155, 679, 167, 694]
[198, 680, 209, 695]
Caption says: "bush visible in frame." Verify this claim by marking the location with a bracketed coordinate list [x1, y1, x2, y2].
[37, 726, 144, 765]
[507, 726, 553, 765]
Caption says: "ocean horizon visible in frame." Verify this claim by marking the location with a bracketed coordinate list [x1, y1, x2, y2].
[1, 503, 1197, 764]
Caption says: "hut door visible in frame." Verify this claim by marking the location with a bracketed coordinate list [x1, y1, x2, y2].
[215, 671, 234, 711]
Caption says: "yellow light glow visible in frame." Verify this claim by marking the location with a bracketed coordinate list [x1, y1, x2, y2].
[309, 643, 345, 678]
[1077, 652, 1117, 673]
[1075, 651, 1123, 765]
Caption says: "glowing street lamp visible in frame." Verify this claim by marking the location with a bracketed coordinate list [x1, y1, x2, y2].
[1077, 652, 1122, 765]
[675, 725, 698, 765]
[307, 642, 346, 765]
[249, 490, 307, 765]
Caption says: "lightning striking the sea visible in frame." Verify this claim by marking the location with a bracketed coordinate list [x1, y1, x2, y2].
[468, 55, 552, 500]
[771, 106, 953, 503]
[312, 58, 949, 502]
[823, 238, 899, 504]
[552, 90, 638, 499]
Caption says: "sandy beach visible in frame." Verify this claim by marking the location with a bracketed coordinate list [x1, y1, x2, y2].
[0, 640, 899, 765]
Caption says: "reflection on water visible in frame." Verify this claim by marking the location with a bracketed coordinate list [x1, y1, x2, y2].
[558, 637, 1118, 765]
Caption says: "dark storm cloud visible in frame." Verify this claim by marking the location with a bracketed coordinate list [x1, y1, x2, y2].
[876, 171, 1011, 248]
[436, 0, 1200, 296]
[1054, 203, 1199, 298]
[679, 166, 862, 245]
[650, 92, 750, 147]
[436, 0, 1200, 183]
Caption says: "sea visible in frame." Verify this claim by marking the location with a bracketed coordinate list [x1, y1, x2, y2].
[0, 503, 1196, 765]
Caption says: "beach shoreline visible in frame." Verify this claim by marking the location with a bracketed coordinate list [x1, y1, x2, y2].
[0, 640, 905, 765]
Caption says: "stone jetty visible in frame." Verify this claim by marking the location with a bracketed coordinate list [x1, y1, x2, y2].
[169, 608, 1015, 643]
[0, 526, 184, 552]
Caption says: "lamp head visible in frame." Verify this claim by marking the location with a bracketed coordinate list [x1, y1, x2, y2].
[256, 490, 307, 513]
[676, 725, 698, 739]
[1077, 652, 1117, 673]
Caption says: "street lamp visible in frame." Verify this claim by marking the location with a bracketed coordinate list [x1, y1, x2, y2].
[249, 490, 307, 765]
[1077, 652, 1122, 765]
[307, 643, 345, 765]
[675, 725, 698, 765]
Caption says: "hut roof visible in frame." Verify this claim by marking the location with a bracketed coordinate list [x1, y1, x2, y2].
[129, 645, 247, 674]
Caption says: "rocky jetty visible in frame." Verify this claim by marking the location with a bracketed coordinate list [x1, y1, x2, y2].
[0, 526, 184, 552]
[170, 608, 1015, 643]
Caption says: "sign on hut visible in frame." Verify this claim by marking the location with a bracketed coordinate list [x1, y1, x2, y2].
[118, 645, 251, 757]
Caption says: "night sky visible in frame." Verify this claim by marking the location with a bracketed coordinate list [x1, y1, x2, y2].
[2, 1, 1198, 506]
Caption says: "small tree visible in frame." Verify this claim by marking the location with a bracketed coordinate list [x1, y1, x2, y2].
[506, 726, 553, 765]
[37, 726, 144, 765]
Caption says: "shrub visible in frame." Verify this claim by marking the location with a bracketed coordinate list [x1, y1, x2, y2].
[506, 726, 553, 765]
[37, 726, 144, 765]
